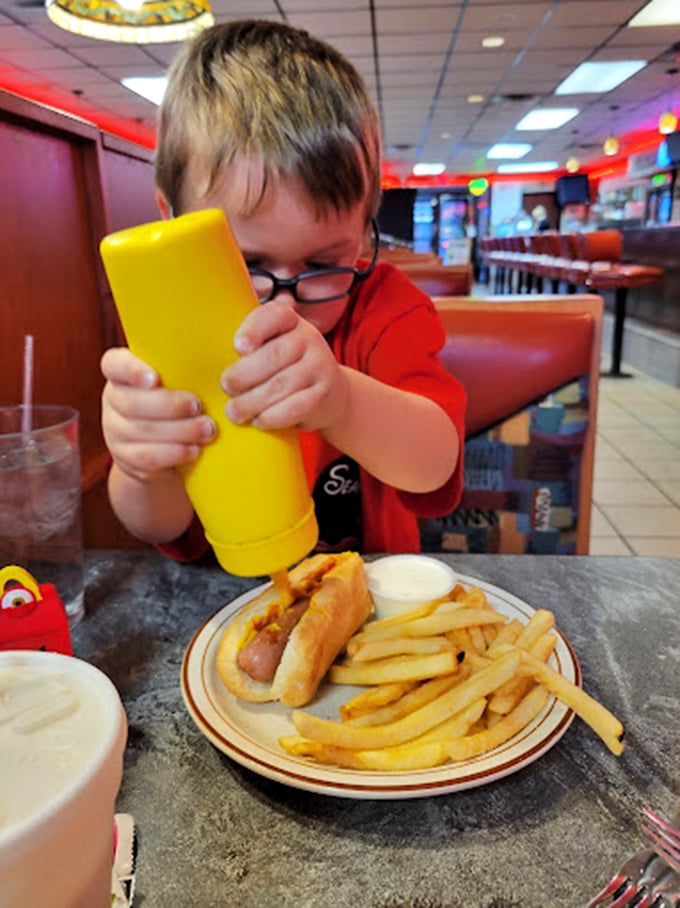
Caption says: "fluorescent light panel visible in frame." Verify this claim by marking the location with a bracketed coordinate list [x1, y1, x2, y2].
[515, 108, 579, 130]
[121, 76, 168, 105]
[629, 0, 680, 27]
[413, 162, 446, 176]
[497, 161, 559, 174]
[487, 143, 532, 159]
[482, 36, 505, 48]
[556, 61, 647, 95]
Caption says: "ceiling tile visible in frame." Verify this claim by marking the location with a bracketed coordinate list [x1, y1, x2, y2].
[0, 0, 675, 177]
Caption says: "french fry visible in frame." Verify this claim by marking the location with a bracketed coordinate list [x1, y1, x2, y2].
[349, 635, 457, 662]
[338, 681, 418, 720]
[487, 632, 557, 715]
[485, 618, 523, 656]
[278, 736, 367, 769]
[283, 736, 451, 771]
[446, 626, 479, 655]
[411, 697, 487, 744]
[481, 624, 498, 648]
[467, 623, 487, 654]
[350, 740, 451, 771]
[350, 608, 507, 642]
[349, 600, 446, 638]
[518, 650, 625, 755]
[513, 609, 555, 650]
[329, 650, 464, 686]
[292, 650, 521, 751]
[345, 674, 464, 727]
[444, 685, 549, 761]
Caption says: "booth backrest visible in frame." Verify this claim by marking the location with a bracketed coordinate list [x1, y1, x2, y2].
[421, 295, 603, 556]
[396, 263, 473, 296]
[436, 306, 595, 437]
[378, 249, 441, 266]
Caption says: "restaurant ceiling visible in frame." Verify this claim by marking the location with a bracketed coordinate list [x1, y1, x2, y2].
[1, 0, 679, 181]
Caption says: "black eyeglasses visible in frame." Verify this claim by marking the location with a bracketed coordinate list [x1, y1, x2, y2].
[247, 219, 380, 304]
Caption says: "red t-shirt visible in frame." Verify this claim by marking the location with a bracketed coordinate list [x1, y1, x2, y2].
[159, 261, 466, 562]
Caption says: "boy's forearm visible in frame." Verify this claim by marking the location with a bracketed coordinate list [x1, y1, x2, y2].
[323, 367, 460, 493]
[108, 463, 195, 544]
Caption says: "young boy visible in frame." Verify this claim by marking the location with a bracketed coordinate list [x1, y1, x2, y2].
[101, 19, 466, 559]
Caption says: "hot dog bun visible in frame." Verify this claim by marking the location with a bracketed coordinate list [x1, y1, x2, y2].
[216, 552, 372, 707]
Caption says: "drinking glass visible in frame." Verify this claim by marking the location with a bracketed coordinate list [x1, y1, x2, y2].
[0, 650, 127, 908]
[0, 404, 85, 627]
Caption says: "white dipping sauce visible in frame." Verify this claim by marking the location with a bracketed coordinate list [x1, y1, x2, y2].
[364, 555, 457, 618]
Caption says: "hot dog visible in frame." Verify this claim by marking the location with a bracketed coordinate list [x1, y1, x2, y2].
[216, 552, 372, 707]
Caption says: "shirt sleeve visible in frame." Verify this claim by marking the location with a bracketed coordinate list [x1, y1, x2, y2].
[155, 512, 211, 562]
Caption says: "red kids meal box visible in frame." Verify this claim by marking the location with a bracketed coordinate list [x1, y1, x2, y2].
[0, 565, 72, 655]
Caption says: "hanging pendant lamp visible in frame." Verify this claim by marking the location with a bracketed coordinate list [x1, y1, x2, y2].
[658, 67, 678, 136]
[45, 0, 214, 44]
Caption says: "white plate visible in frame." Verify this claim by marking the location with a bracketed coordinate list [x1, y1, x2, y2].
[181, 573, 580, 799]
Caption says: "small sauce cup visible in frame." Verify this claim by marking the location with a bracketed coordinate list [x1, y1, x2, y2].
[363, 555, 457, 620]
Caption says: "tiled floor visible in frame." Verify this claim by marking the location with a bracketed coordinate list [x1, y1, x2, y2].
[591, 366, 680, 556]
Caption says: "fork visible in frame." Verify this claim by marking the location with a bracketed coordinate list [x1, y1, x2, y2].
[642, 808, 680, 875]
[589, 806, 680, 907]
[589, 857, 680, 907]
[638, 867, 680, 907]
[588, 848, 663, 907]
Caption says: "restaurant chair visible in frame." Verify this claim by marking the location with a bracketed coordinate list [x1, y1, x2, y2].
[579, 231, 662, 377]
[528, 233, 563, 292]
[561, 230, 662, 377]
[479, 237, 507, 292]
[421, 294, 603, 555]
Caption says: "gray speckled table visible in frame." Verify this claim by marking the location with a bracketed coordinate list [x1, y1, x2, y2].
[75, 551, 679, 908]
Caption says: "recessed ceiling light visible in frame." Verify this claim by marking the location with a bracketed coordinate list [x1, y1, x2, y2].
[515, 108, 580, 130]
[482, 36, 505, 48]
[487, 143, 532, 159]
[121, 76, 168, 105]
[629, 0, 680, 27]
[441, 131, 451, 139]
[413, 162, 446, 176]
[555, 61, 647, 95]
[467, 94, 485, 104]
[497, 161, 559, 174]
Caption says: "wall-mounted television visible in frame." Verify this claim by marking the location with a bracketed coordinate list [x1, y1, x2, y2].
[555, 174, 591, 207]
[664, 131, 680, 166]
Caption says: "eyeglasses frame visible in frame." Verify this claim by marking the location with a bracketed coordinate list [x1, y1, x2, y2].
[247, 218, 381, 304]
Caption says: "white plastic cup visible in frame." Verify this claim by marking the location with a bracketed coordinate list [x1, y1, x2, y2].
[0, 405, 85, 628]
[364, 554, 458, 619]
[0, 650, 127, 908]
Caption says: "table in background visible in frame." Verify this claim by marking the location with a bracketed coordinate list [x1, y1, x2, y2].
[75, 551, 680, 908]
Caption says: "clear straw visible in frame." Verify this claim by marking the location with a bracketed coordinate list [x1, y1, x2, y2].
[22, 334, 34, 434]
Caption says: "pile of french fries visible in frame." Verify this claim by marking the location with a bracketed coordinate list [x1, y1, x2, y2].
[279, 582, 625, 772]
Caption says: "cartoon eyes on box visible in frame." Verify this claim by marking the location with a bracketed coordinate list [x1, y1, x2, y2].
[0, 565, 72, 655]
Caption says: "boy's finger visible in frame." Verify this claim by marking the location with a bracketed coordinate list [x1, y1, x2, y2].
[233, 301, 298, 354]
[105, 384, 205, 423]
[101, 347, 158, 388]
[114, 442, 202, 481]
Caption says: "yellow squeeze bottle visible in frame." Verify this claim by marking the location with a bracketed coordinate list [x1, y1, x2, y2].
[100, 208, 318, 577]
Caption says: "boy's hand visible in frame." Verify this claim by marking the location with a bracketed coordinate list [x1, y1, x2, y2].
[221, 302, 349, 432]
[101, 348, 216, 483]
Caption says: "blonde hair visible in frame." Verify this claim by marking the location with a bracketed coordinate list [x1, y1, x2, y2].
[155, 19, 382, 221]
